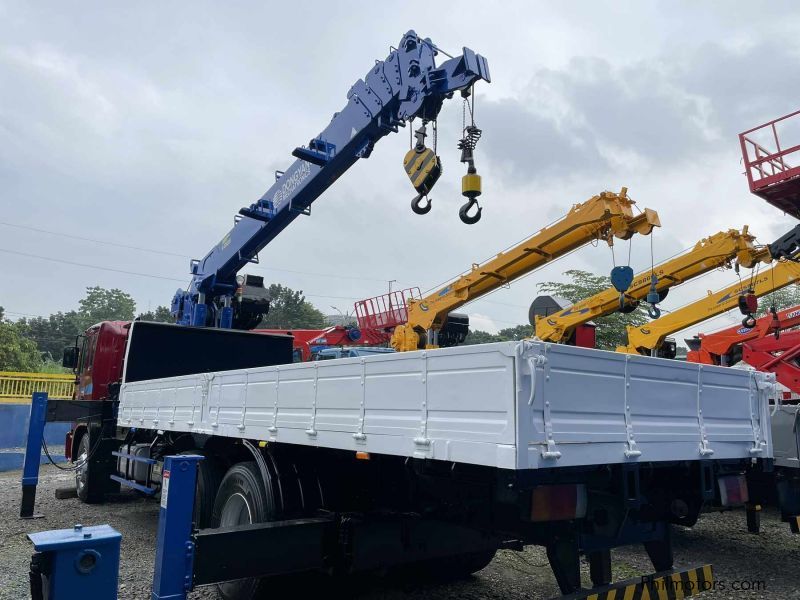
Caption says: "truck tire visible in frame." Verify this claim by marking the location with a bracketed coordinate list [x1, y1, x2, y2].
[211, 461, 277, 600]
[75, 427, 121, 504]
[180, 450, 223, 528]
[75, 432, 99, 503]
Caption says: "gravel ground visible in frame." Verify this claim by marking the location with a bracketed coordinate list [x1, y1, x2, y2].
[2, 464, 799, 599]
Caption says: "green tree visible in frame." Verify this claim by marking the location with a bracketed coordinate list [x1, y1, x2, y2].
[757, 284, 800, 316]
[137, 305, 173, 323]
[462, 329, 503, 345]
[537, 269, 649, 350]
[13, 287, 136, 362]
[13, 311, 82, 362]
[77, 287, 136, 330]
[498, 324, 534, 340]
[0, 321, 41, 371]
[0, 306, 5, 321]
[257, 284, 327, 329]
[463, 324, 535, 346]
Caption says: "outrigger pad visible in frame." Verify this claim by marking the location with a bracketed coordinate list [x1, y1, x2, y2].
[553, 564, 713, 600]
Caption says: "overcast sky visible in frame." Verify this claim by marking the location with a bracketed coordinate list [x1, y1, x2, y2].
[1, 1, 799, 344]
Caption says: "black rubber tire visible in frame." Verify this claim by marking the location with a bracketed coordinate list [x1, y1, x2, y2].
[74, 432, 98, 503]
[211, 462, 276, 600]
[75, 428, 118, 503]
[179, 451, 223, 528]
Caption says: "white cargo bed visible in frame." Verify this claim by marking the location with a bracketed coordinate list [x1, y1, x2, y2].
[118, 341, 775, 470]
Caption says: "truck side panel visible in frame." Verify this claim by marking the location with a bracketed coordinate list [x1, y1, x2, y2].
[118, 342, 774, 471]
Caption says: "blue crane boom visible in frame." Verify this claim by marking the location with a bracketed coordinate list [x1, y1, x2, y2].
[171, 31, 490, 329]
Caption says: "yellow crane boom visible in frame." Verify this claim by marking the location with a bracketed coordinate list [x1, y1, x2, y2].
[390, 189, 661, 352]
[618, 259, 800, 355]
[533, 227, 772, 343]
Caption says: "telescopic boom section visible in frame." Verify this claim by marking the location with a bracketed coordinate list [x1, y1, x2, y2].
[619, 260, 800, 356]
[390, 189, 660, 352]
[533, 227, 771, 344]
[171, 31, 490, 329]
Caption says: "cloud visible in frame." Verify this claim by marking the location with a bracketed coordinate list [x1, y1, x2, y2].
[477, 41, 800, 186]
[468, 313, 500, 334]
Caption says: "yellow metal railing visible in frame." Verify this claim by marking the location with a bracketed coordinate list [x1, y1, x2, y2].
[0, 371, 74, 403]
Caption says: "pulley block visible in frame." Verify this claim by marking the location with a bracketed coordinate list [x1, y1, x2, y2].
[404, 144, 441, 216]
[738, 291, 758, 328]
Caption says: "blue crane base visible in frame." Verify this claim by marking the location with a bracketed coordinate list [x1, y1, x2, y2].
[28, 524, 122, 599]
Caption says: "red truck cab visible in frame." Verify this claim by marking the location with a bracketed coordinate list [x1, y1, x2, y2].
[71, 321, 130, 401]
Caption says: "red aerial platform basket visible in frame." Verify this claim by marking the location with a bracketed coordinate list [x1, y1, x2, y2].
[354, 287, 421, 331]
[740, 109, 800, 219]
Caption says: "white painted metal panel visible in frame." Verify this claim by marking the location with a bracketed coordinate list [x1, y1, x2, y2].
[118, 341, 775, 471]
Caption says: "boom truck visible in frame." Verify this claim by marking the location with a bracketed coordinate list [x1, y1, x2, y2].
[34, 34, 779, 599]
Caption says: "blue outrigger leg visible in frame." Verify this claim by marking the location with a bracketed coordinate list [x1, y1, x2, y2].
[20, 391, 48, 519]
[151, 454, 203, 600]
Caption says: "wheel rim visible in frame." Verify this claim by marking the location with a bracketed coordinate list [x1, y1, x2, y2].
[75, 438, 89, 494]
[218, 493, 256, 597]
[219, 493, 253, 527]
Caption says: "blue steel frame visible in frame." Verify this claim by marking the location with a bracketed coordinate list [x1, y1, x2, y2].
[151, 454, 203, 600]
[20, 391, 47, 519]
[171, 31, 490, 328]
[28, 524, 122, 599]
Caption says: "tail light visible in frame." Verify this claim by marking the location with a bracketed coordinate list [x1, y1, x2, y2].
[530, 484, 587, 522]
[64, 430, 73, 462]
[718, 474, 749, 506]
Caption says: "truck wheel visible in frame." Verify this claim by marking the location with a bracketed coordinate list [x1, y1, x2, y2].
[211, 461, 276, 600]
[180, 450, 223, 528]
[75, 433, 96, 503]
[75, 428, 119, 503]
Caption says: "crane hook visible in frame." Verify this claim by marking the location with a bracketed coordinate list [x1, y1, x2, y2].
[411, 193, 433, 215]
[647, 304, 662, 319]
[459, 197, 482, 224]
[738, 290, 758, 329]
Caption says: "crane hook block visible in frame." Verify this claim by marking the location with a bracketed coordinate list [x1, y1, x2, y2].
[738, 291, 758, 316]
[738, 291, 758, 328]
[610, 266, 634, 293]
[404, 146, 442, 214]
[459, 171, 483, 224]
